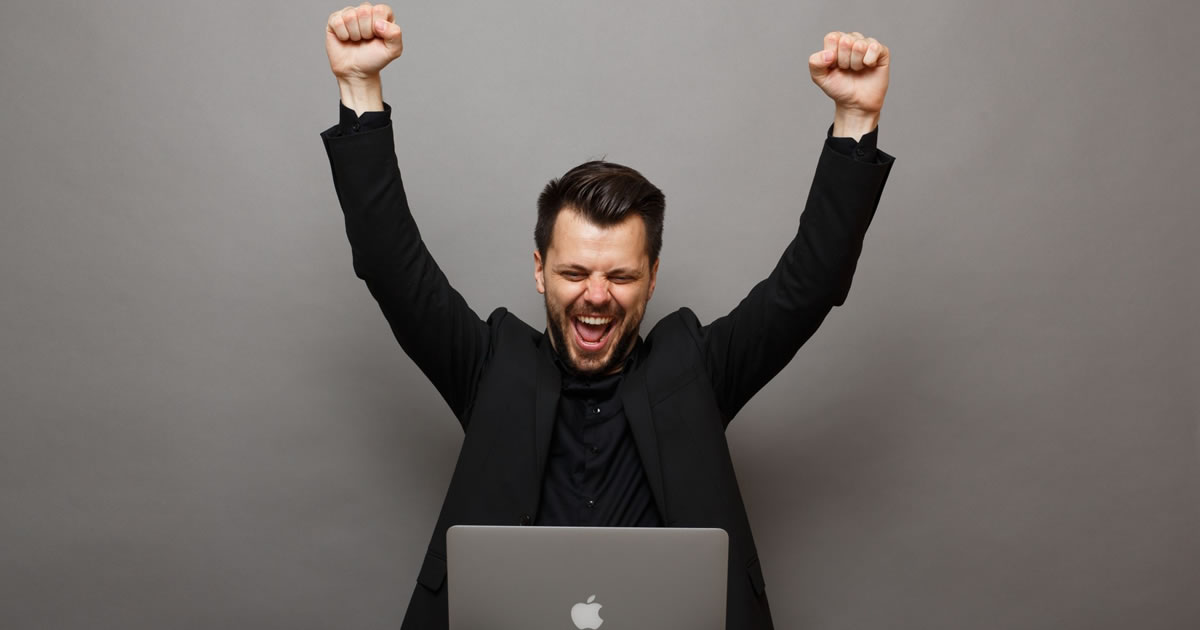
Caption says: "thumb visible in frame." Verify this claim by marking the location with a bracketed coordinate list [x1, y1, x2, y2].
[374, 19, 404, 54]
[808, 49, 834, 82]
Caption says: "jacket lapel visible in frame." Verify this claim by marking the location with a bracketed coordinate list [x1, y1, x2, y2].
[620, 358, 669, 523]
[533, 337, 561, 488]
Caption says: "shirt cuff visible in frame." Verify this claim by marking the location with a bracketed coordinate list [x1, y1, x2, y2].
[335, 101, 392, 136]
[825, 123, 879, 163]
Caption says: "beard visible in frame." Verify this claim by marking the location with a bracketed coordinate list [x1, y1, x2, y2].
[544, 294, 644, 377]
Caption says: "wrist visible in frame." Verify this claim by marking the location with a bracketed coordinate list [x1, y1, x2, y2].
[337, 75, 384, 116]
[832, 107, 880, 142]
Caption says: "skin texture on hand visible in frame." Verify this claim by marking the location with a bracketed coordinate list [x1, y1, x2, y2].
[325, 2, 402, 114]
[808, 31, 891, 140]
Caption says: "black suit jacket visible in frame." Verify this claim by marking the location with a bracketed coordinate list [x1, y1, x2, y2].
[320, 122, 894, 630]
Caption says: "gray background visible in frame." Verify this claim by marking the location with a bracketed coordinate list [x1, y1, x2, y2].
[1, 0, 1196, 628]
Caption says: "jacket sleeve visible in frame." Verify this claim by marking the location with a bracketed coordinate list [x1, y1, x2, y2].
[698, 139, 895, 424]
[320, 121, 489, 427]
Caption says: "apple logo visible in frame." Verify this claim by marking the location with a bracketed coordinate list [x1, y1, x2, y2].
[570, 594, 604, 629]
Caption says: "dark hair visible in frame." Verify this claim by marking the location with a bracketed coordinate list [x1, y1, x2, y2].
[535, 160, 665, 262]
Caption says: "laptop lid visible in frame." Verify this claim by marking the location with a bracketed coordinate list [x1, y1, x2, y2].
[447, 525, 727, 630]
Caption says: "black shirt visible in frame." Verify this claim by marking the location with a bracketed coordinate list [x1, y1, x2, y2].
[536, 349, 662, 526]
[329, 101, 881, 526]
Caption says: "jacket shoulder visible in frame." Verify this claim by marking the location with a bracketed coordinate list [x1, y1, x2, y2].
[484, 306, 539, 340]
[480, 307, 549, 372]
[640, 308, 709, 402]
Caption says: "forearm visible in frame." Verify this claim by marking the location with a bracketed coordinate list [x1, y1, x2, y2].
[832, 106, 880, 142]
[338, 75, 385, 116]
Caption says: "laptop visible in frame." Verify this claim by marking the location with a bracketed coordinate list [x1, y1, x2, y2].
[447, 525, 728, 630]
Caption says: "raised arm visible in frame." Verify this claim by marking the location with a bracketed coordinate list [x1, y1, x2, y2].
[700, 32, 896, 423]
[321, 3, 489, 425]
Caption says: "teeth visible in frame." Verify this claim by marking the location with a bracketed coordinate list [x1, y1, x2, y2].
[577, 316, 612, 326]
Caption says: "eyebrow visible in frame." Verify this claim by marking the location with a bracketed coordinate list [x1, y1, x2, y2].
[554, 264, 642, 277]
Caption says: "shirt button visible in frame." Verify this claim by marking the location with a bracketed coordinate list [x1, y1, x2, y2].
[520, 514, 532, 525]
[854, 147, 864, 157]
[589, 446, 600, 454]
[352, 122, 361, 132]
[592, 407, 601, 415]
[586, 499, 596, 508]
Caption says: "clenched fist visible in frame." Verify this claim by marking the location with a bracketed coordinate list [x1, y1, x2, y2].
[808, 32, 891, 139]
[325, 2, 403, 80]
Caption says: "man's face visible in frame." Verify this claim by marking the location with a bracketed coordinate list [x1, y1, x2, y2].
[534, 208, 659, 376]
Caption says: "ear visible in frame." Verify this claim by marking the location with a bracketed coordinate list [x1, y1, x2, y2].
[647, 257, 660, 301]
[534, 250, 546, 294]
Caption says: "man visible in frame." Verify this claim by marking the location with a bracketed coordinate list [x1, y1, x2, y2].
[320, 4, 894, 629]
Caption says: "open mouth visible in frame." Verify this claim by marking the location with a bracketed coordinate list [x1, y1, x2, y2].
[571, 315, 616, 352]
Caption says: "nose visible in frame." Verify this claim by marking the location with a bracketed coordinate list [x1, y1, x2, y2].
[583, 275, 611, 307]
